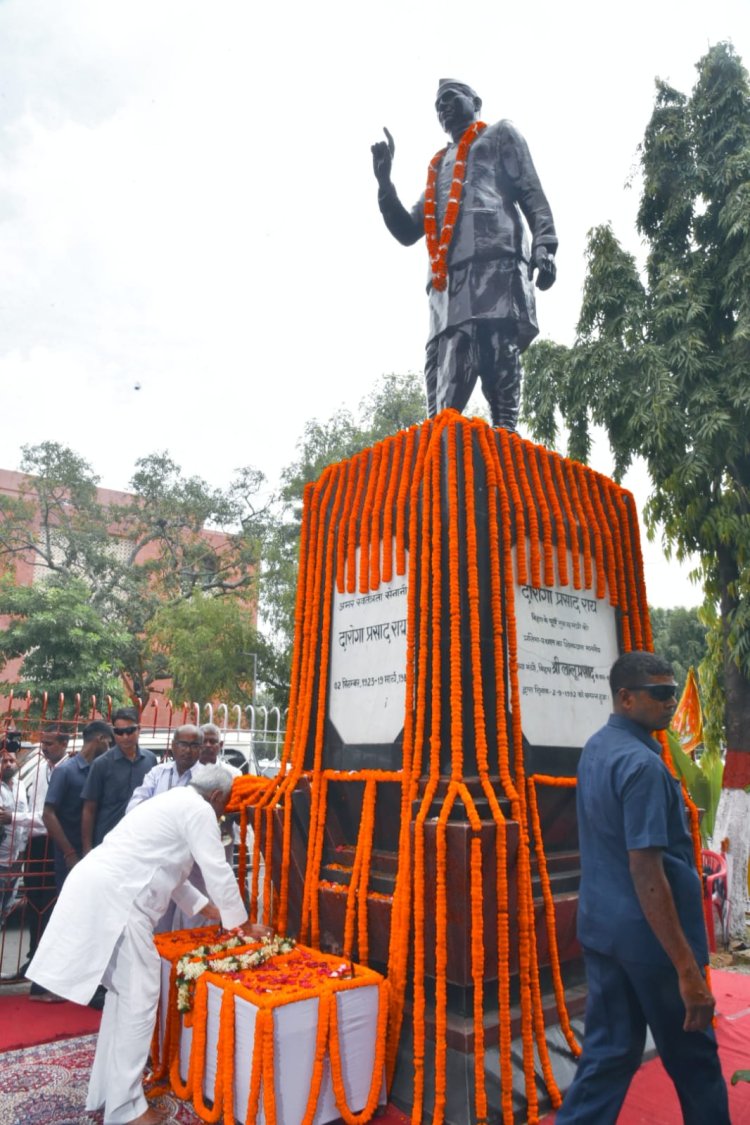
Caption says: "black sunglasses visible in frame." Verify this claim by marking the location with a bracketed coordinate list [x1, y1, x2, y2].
[624, 684, 678, 702]
[113, 725, 139, 736]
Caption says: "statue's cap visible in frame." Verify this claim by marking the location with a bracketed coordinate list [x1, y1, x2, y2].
[436, 78, 480, 103]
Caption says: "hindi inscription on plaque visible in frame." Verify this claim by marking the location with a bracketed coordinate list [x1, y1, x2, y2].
[513, 549, 618, 748]
[329, 546, 409, 746]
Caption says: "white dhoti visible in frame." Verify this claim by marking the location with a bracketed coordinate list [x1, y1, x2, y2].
[86, 901, 160, 1123]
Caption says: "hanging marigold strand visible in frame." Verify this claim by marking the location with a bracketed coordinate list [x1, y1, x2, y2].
[328, 980, 390, 1125]
[386, 421, 433, 1083]
[424, 121, 487, 291]
[347, 452, 370, 594]
[526, 443, 556, 588]
[598, 478, 626, 613]
[494, 428, 528, 588]
[381, 431, 404, 584]
[551, 452, 581, 589]
[303, 461, 348, 936]
[527, 776, 581, 1056]
[508, 432, 541, 586]
[573, 462, 606, 599]
[369, 438, 392, 589]
[434, 782, 459, 1124]
[588, 474, 619, 607]
[243, 1004, 266, 1124]
[457, 782, 489, 1124]
[190, 977, 226, 1123]
[410, 420, 449, 1122]
[336, 460, 357, 594]
[395, 425, 420, 576]
[343, 785, 369, 958]
[613, 487, 644, 649]
[300, 466, 347, 939]
[564, 458, 592, 589]
[446, 420, 465, 780]
[300, 991, 332, 1125]
[475, 423, 520, 1125]
[538, 444, 569, 587]
[262, 1006, 278, 1125]
[359, 444, 382, 593]
[357, 779, 378, 964]
[622, 489, 653, 649]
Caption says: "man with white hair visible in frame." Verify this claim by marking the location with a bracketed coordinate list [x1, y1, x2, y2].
[126, 724, 205, 813]
[27, 765, 247, 1125]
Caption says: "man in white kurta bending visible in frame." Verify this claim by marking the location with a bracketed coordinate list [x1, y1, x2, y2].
[27, 765, 248, 1125]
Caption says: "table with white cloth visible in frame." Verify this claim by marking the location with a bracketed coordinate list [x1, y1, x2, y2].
[153, 928, 387, 1125]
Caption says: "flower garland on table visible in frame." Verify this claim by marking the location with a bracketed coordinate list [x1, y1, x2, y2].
[157, 937, 389, 1125]
[424, 121, 487, 291]
[175, 933, 296, 1015]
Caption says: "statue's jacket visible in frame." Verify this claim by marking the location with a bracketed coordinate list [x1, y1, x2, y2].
[378, 119, 557, 348]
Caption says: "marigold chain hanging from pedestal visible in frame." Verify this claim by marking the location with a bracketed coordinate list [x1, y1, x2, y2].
[228, 410, 665, 1125]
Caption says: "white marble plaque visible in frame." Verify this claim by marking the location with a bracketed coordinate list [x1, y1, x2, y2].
[329, 546, 409, 746]
[514, 549, 618, 747]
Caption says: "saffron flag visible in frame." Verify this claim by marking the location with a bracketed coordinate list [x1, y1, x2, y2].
[672, 666, 704, 754]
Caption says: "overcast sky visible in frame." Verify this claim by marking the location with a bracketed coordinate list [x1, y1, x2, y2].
[1, 0, 747, 608]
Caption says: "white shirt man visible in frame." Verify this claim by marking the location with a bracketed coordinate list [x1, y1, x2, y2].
[27, 766, 248, 1125]
[0, 741, 32, 922]
[125, 724, 205, 814]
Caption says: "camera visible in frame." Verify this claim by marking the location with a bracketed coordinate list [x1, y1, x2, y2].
[0, 731, 21, 754]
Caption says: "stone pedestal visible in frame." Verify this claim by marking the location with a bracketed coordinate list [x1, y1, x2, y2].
[256, 413, 652, 1122]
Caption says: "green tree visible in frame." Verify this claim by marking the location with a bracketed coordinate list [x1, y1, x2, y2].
[522, 43, 750, 756]
[0, 442, 270, 703]
[648, 606, 708, 690]
[0, 576, 128, 704]
[261, 372, 426, 700]
[147, 592, 284, 704]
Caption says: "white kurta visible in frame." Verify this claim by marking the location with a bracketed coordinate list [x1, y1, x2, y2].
[28, 786, 248, 1123]
[27, 785, 248, 1004]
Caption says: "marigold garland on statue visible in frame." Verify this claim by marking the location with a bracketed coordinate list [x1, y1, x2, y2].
[424, 121, 487, 291]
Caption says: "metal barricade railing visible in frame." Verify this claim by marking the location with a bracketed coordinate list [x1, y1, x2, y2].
[0, 694, 286, 985]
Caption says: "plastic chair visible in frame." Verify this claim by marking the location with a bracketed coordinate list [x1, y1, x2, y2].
[701, 848, 730, 951]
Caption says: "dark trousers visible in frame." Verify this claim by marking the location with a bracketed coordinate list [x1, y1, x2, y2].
[555, 948, 730, 1125]
[24, 834, 57, 959]
[424, 321, 522, 430]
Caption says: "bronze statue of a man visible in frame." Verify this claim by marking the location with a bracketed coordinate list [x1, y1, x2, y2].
[372, 79, 557, 431]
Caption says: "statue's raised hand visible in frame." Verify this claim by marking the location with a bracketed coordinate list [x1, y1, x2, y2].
[371, 127, 395, 187]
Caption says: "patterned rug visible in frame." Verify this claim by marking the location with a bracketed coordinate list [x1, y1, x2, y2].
[0, 1034, 200, 1125]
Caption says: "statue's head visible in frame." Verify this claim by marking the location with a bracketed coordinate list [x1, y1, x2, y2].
[435, 79, 482, 137]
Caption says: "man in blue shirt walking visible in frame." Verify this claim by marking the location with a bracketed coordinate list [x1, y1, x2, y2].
[556, 651, 729, 1124]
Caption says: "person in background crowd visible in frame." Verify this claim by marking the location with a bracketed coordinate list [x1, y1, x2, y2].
[125, 723, 205, 813]
[81, 708, 156, 852]
[555, 651, 729, 1125]
[199, 723, 241, 776]
[0, 729, 31, 924]
[20, 723, 71, 999]
[44, 721, 114, 889]
[42, 719, 114, 1009]
[27, 766, 248, 1125]
[198, 722, 262, 923]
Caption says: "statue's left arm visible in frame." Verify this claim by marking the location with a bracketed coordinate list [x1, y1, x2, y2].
[498, 123, 558, 290]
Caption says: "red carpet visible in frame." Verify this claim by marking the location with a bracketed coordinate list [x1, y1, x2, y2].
[0, 1031, 410, 1125]
[542, 968, 750, 1123]
[0, 991, 101, 1051]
